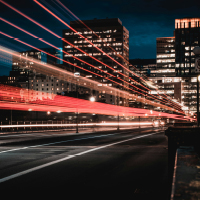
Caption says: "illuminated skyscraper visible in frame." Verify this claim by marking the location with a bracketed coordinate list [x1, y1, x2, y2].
[156, 37, 176, 75]
[175, 18, 200, 75]
[152, 18, 200, 114]
[63, 18, 129, 105]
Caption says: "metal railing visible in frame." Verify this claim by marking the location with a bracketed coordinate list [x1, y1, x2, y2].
[0, 121, 156, 132]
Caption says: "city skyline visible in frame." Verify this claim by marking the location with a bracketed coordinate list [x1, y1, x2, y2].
[0, 0, 200, 75]
[0, 1, 199, 195]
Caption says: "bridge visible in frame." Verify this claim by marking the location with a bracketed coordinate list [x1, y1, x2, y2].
[0, 1, 199, 199]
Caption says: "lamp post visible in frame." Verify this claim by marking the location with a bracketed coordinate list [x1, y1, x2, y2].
[74, 72, 80, 133]
[139, 116, 140, 128]
[90, 96, 96, 132]
[193, 47, 200, 127]
[10, 109, 12, 126]
[116, 89, 120, 131]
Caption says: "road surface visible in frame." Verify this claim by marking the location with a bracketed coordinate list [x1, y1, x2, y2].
[0, 128, 169, 199]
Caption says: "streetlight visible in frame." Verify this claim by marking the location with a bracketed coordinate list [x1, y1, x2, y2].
[89, 96, 95, 102]
[10, 108, 12, 126]
[89, 96, 96, 132]
[116, 90, 120, 131]
[74, 72, 80, 133]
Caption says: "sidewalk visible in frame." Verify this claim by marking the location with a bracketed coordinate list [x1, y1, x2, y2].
[171, 146, 200, 200]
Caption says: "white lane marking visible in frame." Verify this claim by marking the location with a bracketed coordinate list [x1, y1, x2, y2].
[0, 155, 75, 183]
[0, 131, 160, 183]
[0, 133, 120, 154]
[75, 132, 159, 156]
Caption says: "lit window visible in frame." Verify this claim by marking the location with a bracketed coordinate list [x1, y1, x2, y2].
[185, 46, 190, 51]
[185, 52, 190, 56]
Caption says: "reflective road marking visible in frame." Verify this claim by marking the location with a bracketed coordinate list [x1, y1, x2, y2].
[0, 131, 161, 183]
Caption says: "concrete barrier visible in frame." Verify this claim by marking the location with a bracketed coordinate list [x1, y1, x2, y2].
[165, 127, 200, 199]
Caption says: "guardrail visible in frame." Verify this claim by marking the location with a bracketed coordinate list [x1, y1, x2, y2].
[0, 121, 156, 131]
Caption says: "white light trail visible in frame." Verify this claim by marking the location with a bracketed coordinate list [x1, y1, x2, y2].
[0, 122, 154, 129]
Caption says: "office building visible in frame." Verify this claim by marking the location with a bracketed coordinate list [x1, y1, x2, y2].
[0, 48, 70, 100]
[145, 18, 200, 114]
[63, 18, 129, 105]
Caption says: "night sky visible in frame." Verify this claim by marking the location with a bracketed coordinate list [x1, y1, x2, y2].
[0, 0, 200, 75]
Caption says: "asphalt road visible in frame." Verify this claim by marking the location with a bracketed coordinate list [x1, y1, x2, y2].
[0, 128, 169, 199]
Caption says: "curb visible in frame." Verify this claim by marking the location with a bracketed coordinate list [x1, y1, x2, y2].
[171, 146, 200, 200]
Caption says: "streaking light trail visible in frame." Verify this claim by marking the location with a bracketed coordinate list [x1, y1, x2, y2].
[0, 0, 61, 38]
[0, 0, 183, 112]
[0, 84, 193, 121]
[0, 122, 154, 129]
[54, 0, 178, 106]
[0, 46, 184, 113]
[0, 23, 183, 112]
[33, 0, 183, 111]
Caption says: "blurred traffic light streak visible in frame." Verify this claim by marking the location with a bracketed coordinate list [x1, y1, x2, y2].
[0, 46, 183, 113]
[0, 84, 192, 121]
[0, 0, 183, 112]
[34, 0, 182, 109]
[53, 0, 180, 110]
[0, 18, 178, 110]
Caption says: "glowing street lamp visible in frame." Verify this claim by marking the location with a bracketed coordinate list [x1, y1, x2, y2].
[90, 96, 95, 102]
[74, 72, 80, 77]
[90, 96, 96, 129]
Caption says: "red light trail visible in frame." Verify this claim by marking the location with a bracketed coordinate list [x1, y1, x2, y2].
[0, 31, 14, 39]
[0, 35, 183, 114]
[0, 0, 186, 114]
[54, 0, 145, 76]
[0, 23, 183, 113]
[0, 0, 183, 112]
[0, 0, 61, 39]
[0, 84, 192, 121]
[0, 46, 135, 100]
[0, 45, 184, 114]
[0, 33, 184, 114]
[0, 17, 38, 39]
[33, 0, 184, 112]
